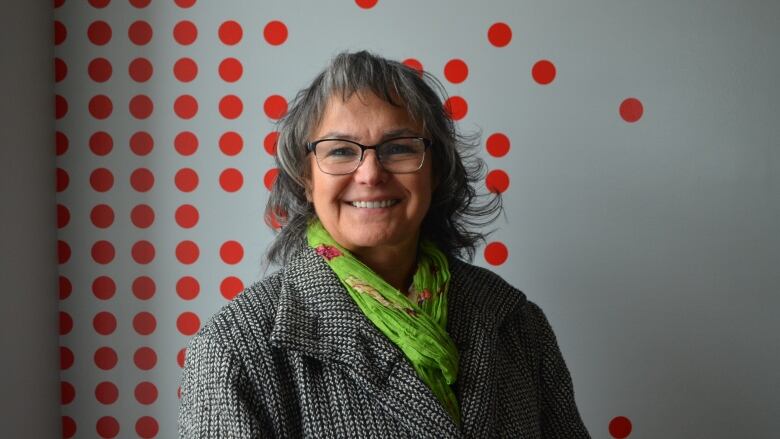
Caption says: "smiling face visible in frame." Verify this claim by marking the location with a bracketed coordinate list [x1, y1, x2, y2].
[307, 91, 434, 259]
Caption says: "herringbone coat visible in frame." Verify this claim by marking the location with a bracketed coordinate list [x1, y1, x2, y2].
[178, 247, 590, 438]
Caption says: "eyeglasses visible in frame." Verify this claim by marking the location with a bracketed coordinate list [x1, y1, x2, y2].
[306, 136, 431, 175]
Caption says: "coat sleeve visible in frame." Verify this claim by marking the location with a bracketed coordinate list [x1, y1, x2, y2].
[525, 301, 591, 438]
[178, 330, 269, 438]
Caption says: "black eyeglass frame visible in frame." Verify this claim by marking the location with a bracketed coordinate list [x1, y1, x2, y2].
[306, 136, 432, 175]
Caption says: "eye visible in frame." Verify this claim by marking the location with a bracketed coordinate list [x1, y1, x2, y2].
[325, 146, 359, 157]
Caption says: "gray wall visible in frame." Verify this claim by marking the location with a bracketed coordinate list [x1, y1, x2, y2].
[0, 1, 61, 438]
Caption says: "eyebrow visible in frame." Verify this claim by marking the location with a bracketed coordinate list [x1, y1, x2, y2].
[316, 128, 421, 142]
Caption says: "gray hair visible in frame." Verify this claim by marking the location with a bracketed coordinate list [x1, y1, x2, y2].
[264, 50, 501, 266]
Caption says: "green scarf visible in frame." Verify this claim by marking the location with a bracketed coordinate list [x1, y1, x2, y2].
[307, 220, 461, 424]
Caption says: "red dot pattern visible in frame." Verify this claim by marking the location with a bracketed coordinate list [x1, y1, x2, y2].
[53, 5, 646, 433]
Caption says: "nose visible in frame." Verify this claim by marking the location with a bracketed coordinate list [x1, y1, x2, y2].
[353, 150, 387, 185]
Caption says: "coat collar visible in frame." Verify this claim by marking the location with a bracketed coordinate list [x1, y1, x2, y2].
[268, 246, 526, 437]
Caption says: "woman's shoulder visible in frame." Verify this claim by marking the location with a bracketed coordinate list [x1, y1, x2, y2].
[189, 268, 287, 354]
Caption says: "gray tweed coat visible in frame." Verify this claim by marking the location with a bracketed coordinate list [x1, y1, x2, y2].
[178, 246, 590, 438]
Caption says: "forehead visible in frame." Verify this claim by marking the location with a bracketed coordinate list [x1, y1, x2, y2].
[312, 91, 422, 140]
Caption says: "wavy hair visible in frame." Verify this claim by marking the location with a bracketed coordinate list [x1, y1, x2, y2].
[264, 50, 501, 266]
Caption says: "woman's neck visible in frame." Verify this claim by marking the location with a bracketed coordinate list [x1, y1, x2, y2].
[351, 243, 418, 293]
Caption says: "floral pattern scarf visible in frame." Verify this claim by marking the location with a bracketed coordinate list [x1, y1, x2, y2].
[307, 220, 461, 424]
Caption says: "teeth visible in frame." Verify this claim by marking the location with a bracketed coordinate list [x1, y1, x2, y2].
[350, 200, 399, 209]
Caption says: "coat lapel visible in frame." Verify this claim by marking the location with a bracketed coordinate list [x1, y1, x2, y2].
[447, 258, 527, 438]
[269, 247, 461, 437]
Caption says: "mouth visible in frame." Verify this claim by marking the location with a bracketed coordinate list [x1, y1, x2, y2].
[348, 199, 400, 209]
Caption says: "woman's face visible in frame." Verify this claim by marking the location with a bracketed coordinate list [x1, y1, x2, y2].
[307, 91, 434, 257]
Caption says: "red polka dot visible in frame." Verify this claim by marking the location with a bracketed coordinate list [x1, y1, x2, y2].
[264, 95, 287, 119]
[620, 97, 643, 123]
[88, 0, 110, 7]
[177, 312, 201, 335]
[130, 131, 154, 156]
[134, 347, 157, 370]
[532, 60, 556, 85]
[58, 240, 71, 264]
[174, 131, 198, 155]
[444, 96, 468, 120]
[219, 168, 243, 192]
[263, 20, 288, 46]
[220, 241, 244, 264]
[484, 241, 509, 265]
[130, 168, 155, 192]
[175, 0, 196, 7]
[609, 416, 633, 439]
[266, 209, 284, 229]
[93, 311, 117, 335]
[129, 57, 153, 82]
[135, 416, 159, 438]
[175, 168, 199, 192]
[220, 276, 244, 300]
[175, 204, 199, 228]
[96, 416, 119, 438]
[59, 311, 73, 335]
[59, 276, 72, 300]
[87, 58, 114, 82]
[91, 240, 116, 264]
[56, 167, 69, 192]
[219, 132, 243, 155]
[89, 94, 113, 119]
[56, 131, 69, 155]
[91, 204, 115, 228]
[487, 22, 512, 47]
[55, 58, 68, 82]
[90, 168, 115, 192]
[219, 95, 243, 119]
[218, 57, 243, 82]
[89, 131, 113, 156]
[133, 312, 157, 335]
[60, 346, 74, 370]
[263, 168, 279, 190]
[402, 58, 423, 76]
[54, 20, 67, 45]
[94, 347, 118, 370]
[128, 20, 152, 45]
[176, 240, 200, 264]
[95, 381, 118, 405]
[129, 94, 154, 119]
[57, 204, 70, 228]
[131, 204, 155, 228]
[177, 348, 187, 367]
[132, 240, 155, 264]
[173, 20, 197, 45]
[444, 59, 468, 84]
[132, 276, 156, 300]
[176, 276, 200, 300]
[135, 382, 158, 405]
[54, 0, 65, 7]
[55, 95, 68, 119]
[92, 276, 116, 300]
[88, 20, 112, 46]
[62, 416, 76, 438]
[219, 20, 242, 45]
[174, 95, 198, 119]
[355, 0, 378, 8]
[485, 169, 510, 193]
[61, 381, 75, 404]
[486, 133, 510, 157]
[263, 131, 279, 155]
[173, 57, 198, 82]
[129, 0, 151, 7]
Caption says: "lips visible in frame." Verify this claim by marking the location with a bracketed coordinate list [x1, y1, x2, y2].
[348, 199, 400, 208]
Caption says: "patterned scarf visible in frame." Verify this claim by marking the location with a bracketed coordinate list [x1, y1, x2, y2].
[306, 220, 461, 424]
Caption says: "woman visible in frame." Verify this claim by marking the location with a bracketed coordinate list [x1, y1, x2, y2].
[179, 51, 590, 438]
